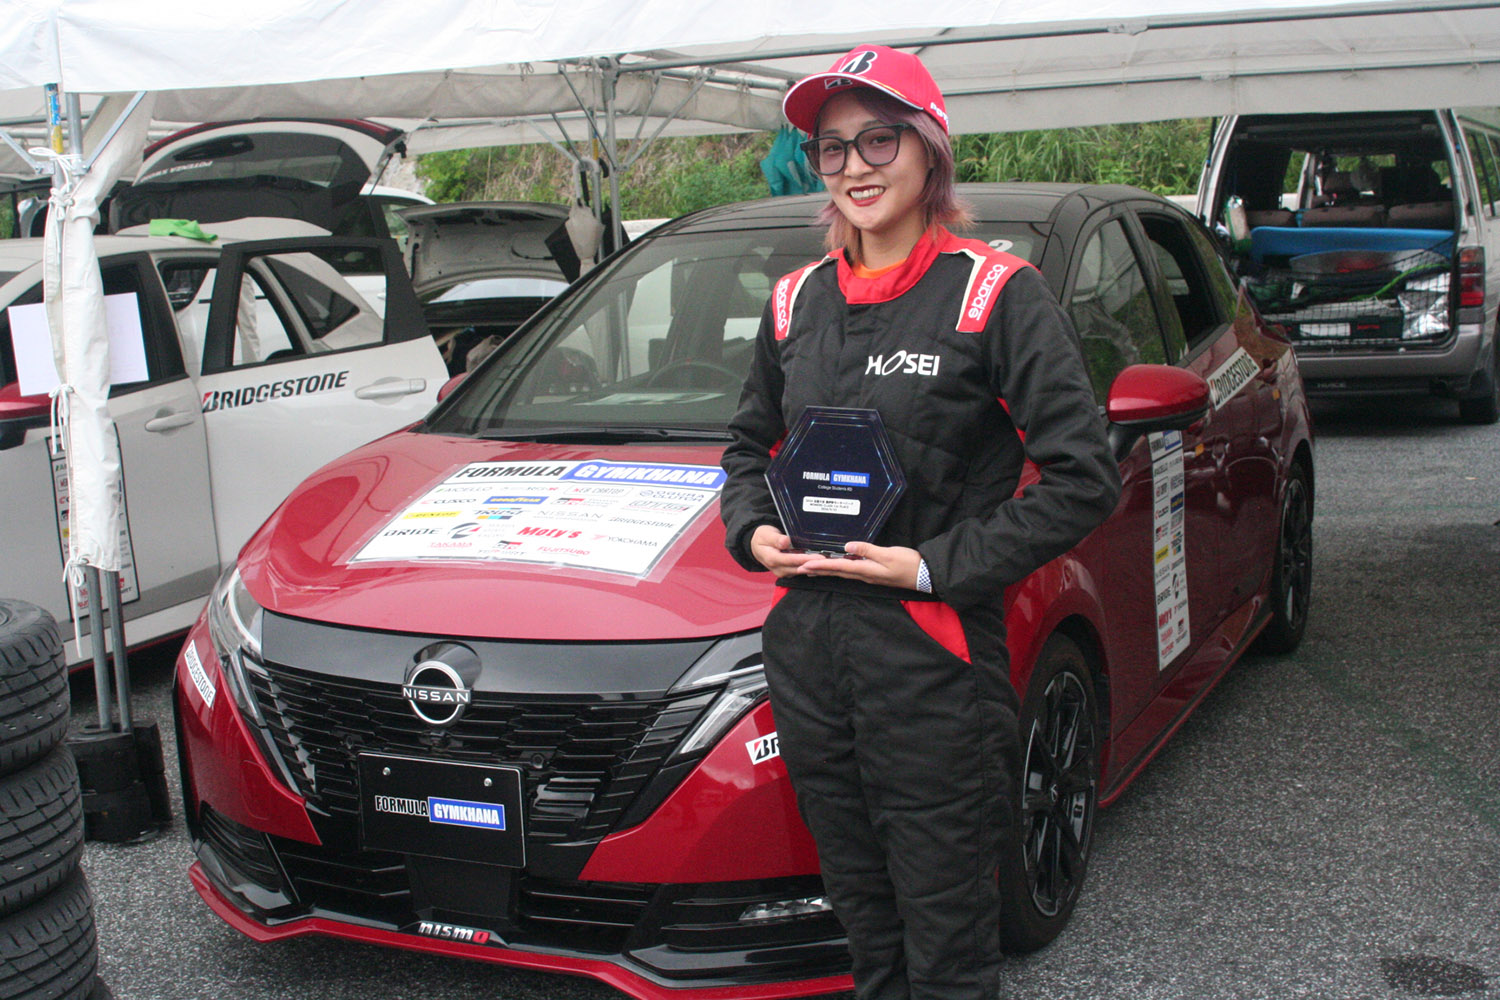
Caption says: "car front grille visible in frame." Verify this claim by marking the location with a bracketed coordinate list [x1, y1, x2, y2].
[245, 659, 715, 846]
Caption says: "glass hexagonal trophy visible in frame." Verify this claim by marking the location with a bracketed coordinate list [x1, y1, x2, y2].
[764, 406, 906, 555]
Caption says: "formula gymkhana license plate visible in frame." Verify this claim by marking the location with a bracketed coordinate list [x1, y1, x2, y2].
[358, 753, 525, 867]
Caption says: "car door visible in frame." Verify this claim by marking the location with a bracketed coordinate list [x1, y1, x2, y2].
[0, 255, 218, 644]
[1059, 212, 1215, 726]
[1131, 208, 1284, 672]
[191, 236, 446, 563]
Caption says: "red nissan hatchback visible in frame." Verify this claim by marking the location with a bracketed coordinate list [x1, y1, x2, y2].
[173, 184, 1314, 999]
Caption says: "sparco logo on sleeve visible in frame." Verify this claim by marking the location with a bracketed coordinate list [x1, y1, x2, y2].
[774, 275, 793, 335]
[965, 262, 1009, 322]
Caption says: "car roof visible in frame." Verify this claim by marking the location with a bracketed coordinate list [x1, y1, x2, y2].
[657, 182, 1178, 236]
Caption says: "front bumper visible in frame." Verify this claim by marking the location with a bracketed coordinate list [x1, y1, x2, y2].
[189, 862, 852, 1000]
[174, 619, 851, 998]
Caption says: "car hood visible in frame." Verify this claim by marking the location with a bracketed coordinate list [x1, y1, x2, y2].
[238, 431, 771, 642]
[401, 201, 573, 293]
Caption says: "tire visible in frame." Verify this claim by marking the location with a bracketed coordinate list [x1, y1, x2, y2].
[0, 869, 97, 1000]
[0, 748, 85, 918]
[1252, 462, 1314, 655]
[999, 633, 1100, 952]
[1458, 344, 1499, 425]
[0, 601, 69, 776]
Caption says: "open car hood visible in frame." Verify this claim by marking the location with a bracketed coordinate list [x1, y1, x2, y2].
[400, 201, 573, 294]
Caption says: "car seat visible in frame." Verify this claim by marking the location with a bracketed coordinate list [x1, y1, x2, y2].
[1301, 203, 1388, 227]
[1388, 201, 1455, 228]
[1246, 208, 1296, 228]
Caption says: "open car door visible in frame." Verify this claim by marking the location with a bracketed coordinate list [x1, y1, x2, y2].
[193, 236, 445, 562]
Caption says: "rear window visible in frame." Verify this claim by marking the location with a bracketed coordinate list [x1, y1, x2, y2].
[138, 132, 368, 190]
[1210, 112, 1455, 225]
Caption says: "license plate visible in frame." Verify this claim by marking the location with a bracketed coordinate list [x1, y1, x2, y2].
[1299, 321, 1350, 339]
[358, 753, 525, 867]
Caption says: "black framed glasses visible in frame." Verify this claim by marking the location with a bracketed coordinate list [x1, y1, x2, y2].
[800, 123, 914, 176]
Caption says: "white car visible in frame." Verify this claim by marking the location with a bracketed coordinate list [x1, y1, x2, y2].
[0, 219, 448, 664]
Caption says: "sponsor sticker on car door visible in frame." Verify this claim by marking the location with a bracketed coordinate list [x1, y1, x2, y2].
[1150, 431, 1190, 669]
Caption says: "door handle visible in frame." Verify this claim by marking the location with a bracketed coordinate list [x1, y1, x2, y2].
[144, 410, 197, 433]
[355, 377, 427, 400]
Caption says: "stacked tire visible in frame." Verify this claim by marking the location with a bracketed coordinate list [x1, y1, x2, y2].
[0, 600, 98, 1000]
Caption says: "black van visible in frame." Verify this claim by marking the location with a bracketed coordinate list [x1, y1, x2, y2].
[1197, 109, 1500, 423]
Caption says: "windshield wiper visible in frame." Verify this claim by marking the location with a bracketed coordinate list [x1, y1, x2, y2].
[475, 425, 733, 443]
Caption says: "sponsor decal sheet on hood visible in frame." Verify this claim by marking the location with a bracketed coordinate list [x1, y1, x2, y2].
[351, 460, 725, 576]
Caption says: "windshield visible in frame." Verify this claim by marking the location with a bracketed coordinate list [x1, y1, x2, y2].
[425, 222, 1044, 440]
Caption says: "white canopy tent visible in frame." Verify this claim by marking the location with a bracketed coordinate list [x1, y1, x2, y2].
[1, 0, 1498, 644]
[5, 1, 1500, 163]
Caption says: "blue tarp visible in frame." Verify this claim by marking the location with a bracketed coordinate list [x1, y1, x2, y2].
[1247, 226, 1453, 264]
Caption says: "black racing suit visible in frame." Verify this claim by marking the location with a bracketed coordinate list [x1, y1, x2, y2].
[720, 228, 1121, 1000]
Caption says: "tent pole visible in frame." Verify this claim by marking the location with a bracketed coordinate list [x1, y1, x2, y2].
[80, 92, 147, 173]
[65, 94, 83, 157]
[108, 571, 131, 732]
[602, 63, 624, 253]
[86, 566, 113, 731]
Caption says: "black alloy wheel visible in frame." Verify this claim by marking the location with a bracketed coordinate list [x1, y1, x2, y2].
[999, 632, 1099, 952]
[1252, 462, 1313, 654]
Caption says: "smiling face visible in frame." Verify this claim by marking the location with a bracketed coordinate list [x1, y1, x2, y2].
[816, 90, 934, 266]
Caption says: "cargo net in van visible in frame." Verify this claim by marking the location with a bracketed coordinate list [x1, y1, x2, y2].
[1247, 247, 1451, 346]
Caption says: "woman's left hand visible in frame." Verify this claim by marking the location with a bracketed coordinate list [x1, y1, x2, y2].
[797, 541, 922, 590]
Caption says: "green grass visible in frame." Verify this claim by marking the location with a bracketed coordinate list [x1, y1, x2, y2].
[416, 119, 1214, 216]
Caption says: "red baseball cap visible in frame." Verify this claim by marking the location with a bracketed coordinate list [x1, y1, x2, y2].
[783, 44, 949, 136]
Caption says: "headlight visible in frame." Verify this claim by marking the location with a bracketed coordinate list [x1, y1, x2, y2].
[205, 565, 267, 726]
[669, 632, 768, 760]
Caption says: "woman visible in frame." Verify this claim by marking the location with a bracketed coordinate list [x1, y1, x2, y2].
[719, 45, 1121, 1000]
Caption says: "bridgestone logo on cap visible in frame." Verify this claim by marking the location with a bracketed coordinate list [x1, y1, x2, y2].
[840, 51, 878, 74]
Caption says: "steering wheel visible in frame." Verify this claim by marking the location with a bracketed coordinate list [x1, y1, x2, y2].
[642, 359, 743, 390]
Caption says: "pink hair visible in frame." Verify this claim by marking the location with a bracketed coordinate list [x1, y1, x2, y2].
[813, 88, 972, 259]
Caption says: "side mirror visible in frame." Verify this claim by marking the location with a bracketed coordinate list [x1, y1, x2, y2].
[436, 373, 467, 402]
[1104, 364, 1211, 460]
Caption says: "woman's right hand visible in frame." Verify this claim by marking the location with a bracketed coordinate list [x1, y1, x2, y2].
[750, 524, 821, 577]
